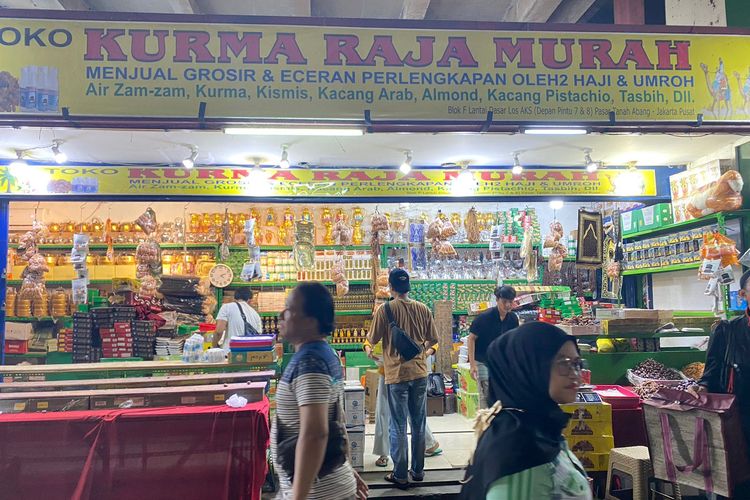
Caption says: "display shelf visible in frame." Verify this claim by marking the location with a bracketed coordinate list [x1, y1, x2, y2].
[259, 310, 371, 317]
[9, 243, 220, 250]
[228, 245, 370, 251]
[228, 280, 371, 288]
[330, 343, 364, 351]
[6, 279, 114, 286]
[621, 262, 701, 276]
[584, 349, 705, 385]
[622, 210, 749, 240]
[4, 352, 47, 358]
[578, 330, 709, 339]
[382, 242, 533, 249]
[6, 316, 68, 322]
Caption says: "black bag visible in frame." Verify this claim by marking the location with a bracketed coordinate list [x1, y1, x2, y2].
[384, 301, 422, 362]
[235, 302, 260, 336]
[276, 399, 349, 481]
[427, 373, 445, 397]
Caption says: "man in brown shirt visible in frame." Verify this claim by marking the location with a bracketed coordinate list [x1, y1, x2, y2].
[368, 268, 438, 489]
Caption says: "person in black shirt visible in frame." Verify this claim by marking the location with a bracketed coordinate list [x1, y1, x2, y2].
[468, 285, 519, 408]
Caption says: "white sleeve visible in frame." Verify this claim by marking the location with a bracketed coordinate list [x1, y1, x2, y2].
[249, 308, 263, 334]
[216, 304, 230, 322]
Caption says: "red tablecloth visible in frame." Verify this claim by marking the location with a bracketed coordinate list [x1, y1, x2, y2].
[0, 399, 270, 500]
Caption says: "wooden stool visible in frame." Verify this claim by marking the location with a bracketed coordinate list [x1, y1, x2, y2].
[605, 446, 653, 500]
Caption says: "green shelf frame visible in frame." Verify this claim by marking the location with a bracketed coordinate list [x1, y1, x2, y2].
[6, 316, 68, 322]
[9, 243, 220, 251]
[622, 262, 701, 276]
[228, 245, 370, 251]
[227, 280, 371, 288]
[622, 210, 749, 240]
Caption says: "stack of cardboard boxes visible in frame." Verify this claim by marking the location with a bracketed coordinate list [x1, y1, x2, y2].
[344, 381, 365, 471]
[560, 401, 614, 472]
[456, 363, 479, 420]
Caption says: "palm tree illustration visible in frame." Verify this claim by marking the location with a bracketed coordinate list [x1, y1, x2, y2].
[0, 168, 17, 193]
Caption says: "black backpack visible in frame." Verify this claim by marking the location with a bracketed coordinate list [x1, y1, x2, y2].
[384, 301, 422, 361]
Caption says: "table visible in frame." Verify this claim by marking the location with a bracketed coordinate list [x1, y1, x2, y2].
[0, 399, 270, 500]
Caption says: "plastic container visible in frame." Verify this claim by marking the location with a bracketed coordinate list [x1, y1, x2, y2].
[593, 385, 641, 409]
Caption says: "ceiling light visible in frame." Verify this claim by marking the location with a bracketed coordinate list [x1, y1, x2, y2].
[400, 151, 412, 175]
[51, 140, 67, 164]
[278, 145, 290, 169]
[9, 150, 27, 177]
[549, 200, 564, 210]
[523, 127, 588, 135]
[511, 153, 523, 175]
[182, 147, 198, 169]
[614, 163, 646, 196]
[451, 164, 478, 196]
[224, 127, 364, 137]
[584, 149, 598, 173]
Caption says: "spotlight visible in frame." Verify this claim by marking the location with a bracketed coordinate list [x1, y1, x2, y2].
[614, 162, 645, 196]
[182, 147, 198, 169]
[9, 150, 27, 177]
[549, 200, 564, 210]
[278, 145, 290, 169]
[51, 140, 67, 164]
[584, 149, 598, 173]
[399, 151, 412, 175]
[511, 153, 523, 175]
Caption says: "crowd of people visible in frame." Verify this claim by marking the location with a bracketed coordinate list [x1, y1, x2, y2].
[223, 267, 750, 499]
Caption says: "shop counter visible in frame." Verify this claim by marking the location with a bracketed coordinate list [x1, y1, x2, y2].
[0, 399, 270, 500]
[0, 359, 277, 382]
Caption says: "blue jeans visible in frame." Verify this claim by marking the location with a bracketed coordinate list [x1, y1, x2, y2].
[386, 376, 428, 481]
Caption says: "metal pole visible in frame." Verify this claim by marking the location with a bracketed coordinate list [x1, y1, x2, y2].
[0, 200, 9, 366]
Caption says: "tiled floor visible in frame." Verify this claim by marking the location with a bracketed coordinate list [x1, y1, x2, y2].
[362, 413, 476, 472]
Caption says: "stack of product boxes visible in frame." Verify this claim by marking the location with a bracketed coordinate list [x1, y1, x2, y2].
[72, 311, 97, 363]
[57, 326, 73, 353]
[620, 203, 674, 237]
[101, 322, 133, 359]
[133, 320, 157, 360]
[560, 401, 614, 473]
[344, 381, 365, 471]
[456, 363, 479, 420]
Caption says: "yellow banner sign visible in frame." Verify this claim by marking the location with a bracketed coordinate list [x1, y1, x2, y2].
[0, 166, 657, 198]
[0, 15, 746, 122]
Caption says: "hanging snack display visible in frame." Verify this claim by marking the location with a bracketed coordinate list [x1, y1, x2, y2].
[135, 208, 162, 280]
[331, 218, 354, 296]
[544, 220, 568, 273]
[18, 221, 49, 302]
[686, 170, 744, 219]
[293, 220, 316, 270]
[426, 214, 457, 256]
[520, 226, 538, 282]
[465, 207, 482, 244]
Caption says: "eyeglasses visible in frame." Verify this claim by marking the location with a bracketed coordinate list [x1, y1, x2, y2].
[554, 357, 584, 377]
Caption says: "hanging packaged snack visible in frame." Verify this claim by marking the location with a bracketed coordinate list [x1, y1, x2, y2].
[72, 278, 88, 305]
[333, 219, 354, 247]
[331, 255, 349, 297]
[135, 208, 158, 235]
[699, 232, 739, 280]
[465, 207, 482, 244]
[293, 220, 316, 270]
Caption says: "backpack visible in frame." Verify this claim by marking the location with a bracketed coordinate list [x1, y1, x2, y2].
[235, 302, 260, 336]
[427, 373, 445, 397]
[383, 301, 422, 361]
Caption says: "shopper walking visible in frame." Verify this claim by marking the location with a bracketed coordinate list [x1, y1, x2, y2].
[460, 322, 590, 500]
[364, 339, 442, 467]
[271, 282, 367, 500]
[368, 268, 439, 489]
[468, 285, 519, 408]
[212, 288, 263, 350]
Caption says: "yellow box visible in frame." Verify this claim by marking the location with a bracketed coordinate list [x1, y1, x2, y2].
[114, 265, 137, 279]
[564, 419, 614, 438]
[230, 351, 275, 365]
[10, 265, 26, 280]
[568, 435, 615, 454]
[560, 402, 612, 422]
[51, 265, 76, 280]
[573, 452, 610, 471]
[92, 265, 115, 280]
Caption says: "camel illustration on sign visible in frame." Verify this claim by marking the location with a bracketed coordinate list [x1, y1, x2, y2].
[701, 58, 732, 119]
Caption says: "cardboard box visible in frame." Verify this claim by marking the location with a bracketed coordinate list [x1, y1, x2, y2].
[427, 396, 444, 417]
[364, 369, 380, 420]
[344, 383, 365, 427]
[457, 389, 479, 420]
[456, 363, 478, 393]
[5, 322, 33, 341]
[348, 429, 365, 465]
[4, 340, 29, 354]
[90, 382, 266, 409]
[564, 418, 613, 438]
[560, 402, 612, 422]
[567, 435, 615, 454]
[0, 391, 91, 413]
[620, 209, 644, 236]
[640, 203, 673, 230]
[230, 350, 275, 365]
[574, 452, 610, 471]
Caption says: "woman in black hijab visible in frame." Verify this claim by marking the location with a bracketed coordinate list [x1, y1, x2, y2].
[460, 322, 591, 500]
